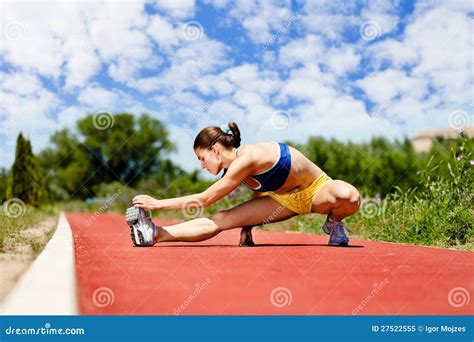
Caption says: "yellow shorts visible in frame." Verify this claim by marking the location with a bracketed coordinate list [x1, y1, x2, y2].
[263, 173, 332, 215]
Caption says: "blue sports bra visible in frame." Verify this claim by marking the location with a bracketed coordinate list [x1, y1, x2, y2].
[236, 142, 291, 192]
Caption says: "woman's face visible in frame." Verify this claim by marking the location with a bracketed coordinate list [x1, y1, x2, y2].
[195, 145, 221, 175]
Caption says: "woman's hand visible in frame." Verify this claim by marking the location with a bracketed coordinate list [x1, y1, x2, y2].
[132, 195, 159, 210]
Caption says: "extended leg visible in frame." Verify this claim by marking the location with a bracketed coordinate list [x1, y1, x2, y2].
[157, 196, 297, 243]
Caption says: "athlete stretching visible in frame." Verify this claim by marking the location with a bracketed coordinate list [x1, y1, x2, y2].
[126, 122, 360, 247]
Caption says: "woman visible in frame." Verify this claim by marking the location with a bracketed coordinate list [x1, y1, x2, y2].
[130, 122, 360, 247]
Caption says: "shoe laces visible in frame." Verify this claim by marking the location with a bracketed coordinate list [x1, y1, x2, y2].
[329, 220, 352, 236]
[140, 209, 154, 228]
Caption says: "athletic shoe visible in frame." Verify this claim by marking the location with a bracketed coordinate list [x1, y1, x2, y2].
[125, 206, 157, 247]
[239, 227, 256, 247]
[323, 217, 352, 246]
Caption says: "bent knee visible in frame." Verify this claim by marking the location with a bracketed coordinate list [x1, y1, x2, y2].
[334, 184, 361, 208]
[209, 209, 232, 230]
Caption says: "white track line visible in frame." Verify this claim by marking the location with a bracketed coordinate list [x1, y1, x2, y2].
[0, 212, 78, 315]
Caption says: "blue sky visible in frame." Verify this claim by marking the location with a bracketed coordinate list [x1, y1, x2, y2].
[0, 0, 472, 174]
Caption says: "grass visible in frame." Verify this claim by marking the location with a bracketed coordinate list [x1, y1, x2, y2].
[0, 204, 58, 253]
[28, 228, 56, 257]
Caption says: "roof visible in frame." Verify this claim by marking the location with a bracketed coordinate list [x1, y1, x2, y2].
[412, 126, 474, 140]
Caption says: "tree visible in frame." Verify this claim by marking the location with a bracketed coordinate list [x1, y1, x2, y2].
[6, 133, 48, 206]
[0, 168, 8, 203]
[39, 113, 178, 199]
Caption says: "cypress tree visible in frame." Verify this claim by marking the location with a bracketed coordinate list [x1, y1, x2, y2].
[0, 168, 7, 203]
[6, 133, 48, 206]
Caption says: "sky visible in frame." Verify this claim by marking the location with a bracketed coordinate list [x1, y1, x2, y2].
[0, 0, 473, 177]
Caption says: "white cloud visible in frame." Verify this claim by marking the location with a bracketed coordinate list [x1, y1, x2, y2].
[167, 123, 202, 174]
[55, 106, 86, 130]
[326, 47, 361, 76]
[293, 98, 402, 142]
[0, 0, 151, 90]
[153, 91, 207, 124]
[1, 2, 65, 78]
[204, 0, 231, 10]
[405, 7, 472, 82]
[356, 69, 429, 103]
[221, 64, 282, 95]
[77, 85, 120, 109]
[127, 38, 230, 94]
[357, 1, 473, 136]
[0, 89, 59, 130]
[278, 35, 360, 78]
[0, 72, 44, 96]
[367, 40, 419, 68]
[278, 34, 326, 68]
[360, 0, 399, 37]
[63, 35, 101, 90]
[276, 64, 336, 104]
[154, 0, 196, 19]
[301, 1, 358, 41]
[147, 15, 181, 49]
[224, 0, 294, 44]
[0, 86, 60, 167]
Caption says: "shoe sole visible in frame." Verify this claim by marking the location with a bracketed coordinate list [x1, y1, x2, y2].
[125, 207, 148, 247]
[239, 241, 256, 247]
[328, 240, 349, 247]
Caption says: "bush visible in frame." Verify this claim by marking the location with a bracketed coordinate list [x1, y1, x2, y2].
[93, 181, 137, 213]
[349, 135, 473, 248]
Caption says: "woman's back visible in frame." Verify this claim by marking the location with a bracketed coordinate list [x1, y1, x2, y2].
[237, 141, 324, 194]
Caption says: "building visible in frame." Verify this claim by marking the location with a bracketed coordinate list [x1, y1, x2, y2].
[411, 126, 474, 153]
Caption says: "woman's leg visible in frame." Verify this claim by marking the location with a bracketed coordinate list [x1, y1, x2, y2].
[156, 196, 297, 243]
[239, 191, 269, 246]
[311, 180, 361, 219]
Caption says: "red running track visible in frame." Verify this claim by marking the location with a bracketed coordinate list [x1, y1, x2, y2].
[67, 213, 474, 315]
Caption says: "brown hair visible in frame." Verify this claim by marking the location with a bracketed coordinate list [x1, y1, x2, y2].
[193, 122, 241, 150]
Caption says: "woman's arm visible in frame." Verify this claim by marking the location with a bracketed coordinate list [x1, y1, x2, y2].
[132, 193, 205, 211]
[132, 153, 254, 210]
